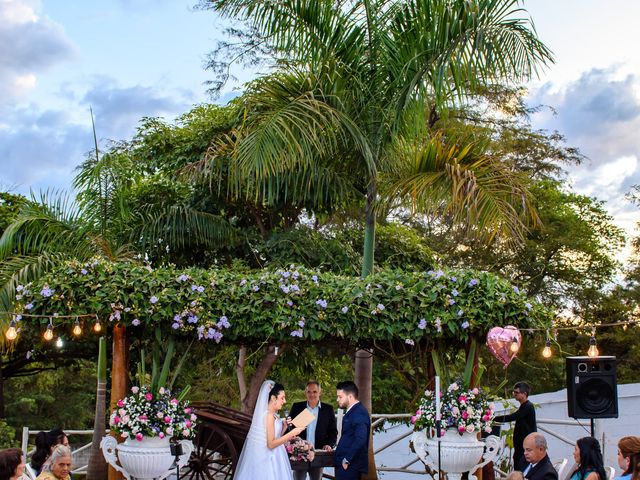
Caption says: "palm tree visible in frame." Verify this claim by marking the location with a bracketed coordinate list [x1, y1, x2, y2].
[199, 0, 552, 475]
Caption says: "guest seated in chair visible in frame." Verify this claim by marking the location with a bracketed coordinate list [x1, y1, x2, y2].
[0, 448, 26, 480]
[522, 433, 558, 480]
[616, 436, 640, 480]
[568, 437, 607, 480]
[36, 445, 72, 480]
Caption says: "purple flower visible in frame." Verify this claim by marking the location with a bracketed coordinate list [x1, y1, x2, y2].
[217, 316, 230, 329]
[239, 279, 247, 286]
[405, 339, 415, 346]
[311, 275, 318, 284]
[341, 306, 349, 314]
[150, 296, 159, 304]
[292, 271, 299, 279]
[461, 321, 470, 329]
[40, 286, 53, 297]
[132, 319, 140, 326]
[177, 274, 189, 282]
[451, 289, 459, 297]
[290, 284, 300, 292]
[395, 284, 403, 290]
[315, 299, 327, 309]
[282, 271, 291, 279]
[197, 326, 205, 339]
[435, 318, 442, 333]
[298, 320, 305, 328]
[16, 285, 24, 292]
[80, 268, 88, 275]
[469, 279, 478, 287]
[174, 314, 182, 322]
[418, 319, 427, 330]
[191, 285, 198, 291]
[448, 298, 456, 306]
[287, 300, 293, 306]
[187, 314, 198, 324]
[290, 329, 303, 337]
[24, 303, 33, 310]
[197, 285, 205, 293]
[513, 286, 520, 294]
[525, 302, 532, 310]
[252, 285, 260, 292]
[213, 331, 223, 343]
[172, 322, 181, 330]
[280, 285, 291, 294]
[434, 269, 444, 279]
[457, 309, 464, 317]
[376, 303, 385, 311]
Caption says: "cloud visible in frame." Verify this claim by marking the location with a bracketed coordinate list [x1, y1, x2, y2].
[0, 0, 76, 102]
[530, 66, 640, 218]
[0, 79, 199, 195]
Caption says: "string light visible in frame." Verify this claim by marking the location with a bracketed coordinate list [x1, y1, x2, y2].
[93, 317, 102, 333]
[55, 337, 64, 348]
[587, 334, 599, 357]
[510, 337, 520, 353]
[542, 329, 553, 358]
[43, 319, 54, 341]
[5, 317, 18, 341]
[72, 318, 82, 336]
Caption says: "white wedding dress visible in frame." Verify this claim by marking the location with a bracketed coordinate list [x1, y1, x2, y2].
[234, 380, 293, 480]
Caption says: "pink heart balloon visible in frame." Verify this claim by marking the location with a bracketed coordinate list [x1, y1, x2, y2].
[486, 325, 522, 367]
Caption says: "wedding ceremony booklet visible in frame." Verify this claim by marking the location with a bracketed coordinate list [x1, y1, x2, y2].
[291, 408, 316, 428]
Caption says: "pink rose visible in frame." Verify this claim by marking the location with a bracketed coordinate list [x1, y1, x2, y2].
[182, 429, 190, 437]
[466, 425, 475, 433]
[458, 425, 465, 433]
[184, 407, 192, 414]
[145, 393, 153, 401]
[171, 398, 179, 405]
[472, 388, 479, 395]
[159, 432, 165, 439]
[112, 415, 121, 424]
[482, 414, 490, 421]
[164, 416, 172, 423]
[185, 420, 192, 428]
[458, 395, 467, 403]
[461, 411, 469, 419]
[139, 414, 148, 421]
[117, 399, 124, 407]
[135, 433, 143, 441]
[410, 416, 417, 424]
[131, 386, 139, 394]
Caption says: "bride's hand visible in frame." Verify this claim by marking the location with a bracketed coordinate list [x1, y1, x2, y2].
[289, 426, 305, 438]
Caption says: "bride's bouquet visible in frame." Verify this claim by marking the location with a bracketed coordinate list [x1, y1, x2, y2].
[285, 437, 315, 462]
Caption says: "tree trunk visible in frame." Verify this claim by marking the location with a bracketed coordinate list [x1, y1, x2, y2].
[0, 363, 5, 419]
[87, 336, 108, 480]
[356, 178, 378, 479]
[240, 344, 282, 414]
[108, 324, 129, 480]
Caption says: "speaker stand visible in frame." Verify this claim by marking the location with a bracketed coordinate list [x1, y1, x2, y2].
[590, 418, 595, 437]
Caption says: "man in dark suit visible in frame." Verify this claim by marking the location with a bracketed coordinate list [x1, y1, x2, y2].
[289, 381, 338, 480]
[494, 381, 537, 470]
[522, 433, 558, 480]
[333, 381, 370, 480]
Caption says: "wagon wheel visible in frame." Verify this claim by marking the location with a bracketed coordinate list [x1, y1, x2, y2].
[182, 423, 238, 480]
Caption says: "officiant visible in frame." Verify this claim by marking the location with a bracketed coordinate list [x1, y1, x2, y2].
[288, 381, 338, 480]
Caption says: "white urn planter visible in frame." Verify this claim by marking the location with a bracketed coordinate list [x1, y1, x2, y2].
[101, 435, 193, 480]
[411, 429, 501, 480]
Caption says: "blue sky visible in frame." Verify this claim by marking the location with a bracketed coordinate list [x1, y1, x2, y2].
[1, 0, 640, 243]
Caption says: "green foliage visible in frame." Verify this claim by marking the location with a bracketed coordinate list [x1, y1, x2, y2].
[0, 419, 17, 448]
[12, 261, 551, 348]
[0, 192, 27, 236]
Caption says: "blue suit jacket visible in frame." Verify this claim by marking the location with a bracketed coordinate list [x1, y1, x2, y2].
[334, 402, 371, 473]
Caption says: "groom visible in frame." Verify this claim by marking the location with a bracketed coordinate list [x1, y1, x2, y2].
[334, 381, 370, 480]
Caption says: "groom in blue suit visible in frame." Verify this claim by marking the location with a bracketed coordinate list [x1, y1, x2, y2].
[334, 381, 371, 480]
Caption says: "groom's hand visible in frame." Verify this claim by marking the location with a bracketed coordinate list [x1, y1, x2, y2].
[322, 445, 333, 451]
[342, 459, 349, 470]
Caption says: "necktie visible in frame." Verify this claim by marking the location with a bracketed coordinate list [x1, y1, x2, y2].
[523, 464, 533, 476]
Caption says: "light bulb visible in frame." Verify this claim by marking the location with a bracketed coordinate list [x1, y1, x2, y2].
[542, 340, 552, 358]
[73, 319, 82, 336]
[587, 336, 599, 357]
[5, 319, 18, 340]
[55, 337, 64, 348]
[510, 337, 519, 353]
[44, 324, 54, 341]
[93, 320, 102, 333]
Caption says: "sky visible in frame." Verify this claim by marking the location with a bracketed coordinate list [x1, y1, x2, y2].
[1, 0, 640, 250]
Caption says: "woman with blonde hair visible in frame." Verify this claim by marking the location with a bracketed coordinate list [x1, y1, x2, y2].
[35, 445, 72, 480]
[616, 436, 640, 480]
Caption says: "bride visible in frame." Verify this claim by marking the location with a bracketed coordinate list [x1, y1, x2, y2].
[234, 380, 305, 480]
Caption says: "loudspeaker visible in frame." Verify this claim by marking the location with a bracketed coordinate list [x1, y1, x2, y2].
[566, 356, 618, 419]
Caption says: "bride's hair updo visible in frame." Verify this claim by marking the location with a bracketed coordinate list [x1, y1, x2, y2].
[269, 383, 285, 402]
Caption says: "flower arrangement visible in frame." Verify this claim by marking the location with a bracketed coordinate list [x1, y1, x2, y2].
[109, 385, 197, 441]
[285, 437, 315, 462]
[411, 382, 494, 435]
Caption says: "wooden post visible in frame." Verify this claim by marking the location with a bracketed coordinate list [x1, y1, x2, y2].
[108, 323, 129, 480]
[355, 348, 377, 480]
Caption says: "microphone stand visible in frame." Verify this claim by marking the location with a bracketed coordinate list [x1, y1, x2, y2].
[170, 441, 184, 480]
[436, 420, 442, 480]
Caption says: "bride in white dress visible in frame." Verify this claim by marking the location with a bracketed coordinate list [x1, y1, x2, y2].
[234, 380, 305, 480]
